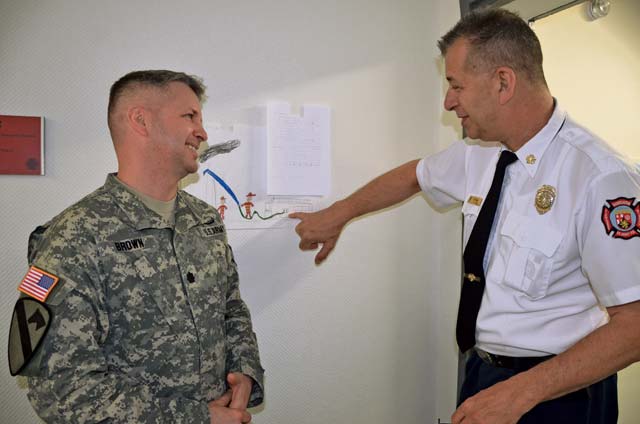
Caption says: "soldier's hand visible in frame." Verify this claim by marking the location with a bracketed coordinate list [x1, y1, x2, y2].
[208, 390, 252, 424]
[289, 202, 351, 265]
[227, 372, 253, 410]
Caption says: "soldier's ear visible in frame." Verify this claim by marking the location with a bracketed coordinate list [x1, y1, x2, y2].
[128, 107, 149, 137]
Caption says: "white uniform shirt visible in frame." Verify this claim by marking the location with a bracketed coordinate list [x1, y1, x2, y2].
[417, 104, 640, 357]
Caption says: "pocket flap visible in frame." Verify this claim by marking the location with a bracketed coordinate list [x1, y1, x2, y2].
[501, 213, 563, 257]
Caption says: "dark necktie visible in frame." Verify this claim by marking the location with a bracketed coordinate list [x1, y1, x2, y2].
[456, 150, 518, 353]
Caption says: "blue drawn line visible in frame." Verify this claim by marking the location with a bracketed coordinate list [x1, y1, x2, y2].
[202, 168, 286, 221]
[203, 169, 240, 206]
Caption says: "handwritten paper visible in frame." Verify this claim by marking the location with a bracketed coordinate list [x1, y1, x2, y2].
[267, 102, 330, 196]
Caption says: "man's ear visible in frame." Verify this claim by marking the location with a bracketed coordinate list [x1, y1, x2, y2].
[127, 106, 149, 137]
[495, 66, 516, 105]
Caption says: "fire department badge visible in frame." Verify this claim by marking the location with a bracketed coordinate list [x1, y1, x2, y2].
[535, 185, 556, 214]
[601, 197, 640, 239]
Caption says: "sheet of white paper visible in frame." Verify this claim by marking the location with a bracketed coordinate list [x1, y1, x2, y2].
[267, 102, 331, 196]
[182, 121, 320, 230]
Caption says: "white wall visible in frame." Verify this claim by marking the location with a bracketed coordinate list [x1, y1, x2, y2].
[0, 1, 462, 423]
[533, 1, 640, 422]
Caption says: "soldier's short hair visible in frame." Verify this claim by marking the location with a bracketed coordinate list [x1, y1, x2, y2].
[107, 70, 207, 134]
[437, 9, 547, 86]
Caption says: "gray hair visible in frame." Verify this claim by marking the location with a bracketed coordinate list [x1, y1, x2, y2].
[438, 9, 547, 86]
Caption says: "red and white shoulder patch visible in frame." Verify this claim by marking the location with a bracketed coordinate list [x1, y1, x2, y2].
[601, 197, 640, 240]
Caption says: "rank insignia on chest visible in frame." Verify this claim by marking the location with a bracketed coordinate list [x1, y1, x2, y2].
[601, 197, 640, 240]
[467, 196, 483, 206]
[535, 185, 556, 214]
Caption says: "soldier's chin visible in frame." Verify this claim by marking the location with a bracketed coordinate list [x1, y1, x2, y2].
[185, 162, 199, 174]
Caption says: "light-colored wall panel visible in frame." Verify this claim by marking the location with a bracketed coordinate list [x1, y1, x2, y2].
[0, 1, 461, 422]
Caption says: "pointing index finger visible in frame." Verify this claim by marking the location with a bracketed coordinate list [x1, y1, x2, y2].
[288, 212, 306, 220]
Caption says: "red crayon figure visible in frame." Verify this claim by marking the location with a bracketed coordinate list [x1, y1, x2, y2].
[217, 196, 228, 220]
[242, 192, 256, 217]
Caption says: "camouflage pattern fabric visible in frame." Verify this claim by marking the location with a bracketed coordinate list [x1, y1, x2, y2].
[19, 173, 264, 423]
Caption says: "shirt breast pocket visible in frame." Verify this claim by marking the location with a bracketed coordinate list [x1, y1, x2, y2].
[500, 212, 563, 300]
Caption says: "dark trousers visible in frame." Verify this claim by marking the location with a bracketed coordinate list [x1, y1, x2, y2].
[458, 351, 618, 424]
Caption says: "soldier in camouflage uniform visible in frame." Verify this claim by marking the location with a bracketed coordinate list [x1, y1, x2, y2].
[14, 70, 264, 423]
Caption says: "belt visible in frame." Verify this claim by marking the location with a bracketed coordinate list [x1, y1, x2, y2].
[475, 348, 554, 371]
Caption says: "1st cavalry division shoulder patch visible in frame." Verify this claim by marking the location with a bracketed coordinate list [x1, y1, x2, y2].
[8, 298, 51, 375]
[9, 266, 58, 375]
[601, 197, 640, 239]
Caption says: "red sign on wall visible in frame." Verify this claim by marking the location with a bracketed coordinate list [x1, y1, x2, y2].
[0, 115, 45, 175]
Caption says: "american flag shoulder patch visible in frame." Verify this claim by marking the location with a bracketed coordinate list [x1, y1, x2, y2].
[18, 266, 60, 302]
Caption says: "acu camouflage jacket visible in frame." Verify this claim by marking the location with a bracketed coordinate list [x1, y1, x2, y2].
[21, 174, 264, 423]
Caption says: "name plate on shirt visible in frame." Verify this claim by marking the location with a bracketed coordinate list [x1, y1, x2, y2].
[200, 225, 226, 238]
[467, 195, 483, 206]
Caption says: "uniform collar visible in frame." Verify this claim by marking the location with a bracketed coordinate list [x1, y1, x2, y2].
[511, 100, 566, 178]
[104, 174, 170, 230]
[104, 174, 216, 231]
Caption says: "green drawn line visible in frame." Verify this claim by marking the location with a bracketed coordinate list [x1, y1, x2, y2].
[237, 205, 286, 221]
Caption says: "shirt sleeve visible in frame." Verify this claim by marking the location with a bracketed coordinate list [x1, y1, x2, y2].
[578, 166, 640, 307]
[223, 245, 265, 408]
[416, 140, 468, 209]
